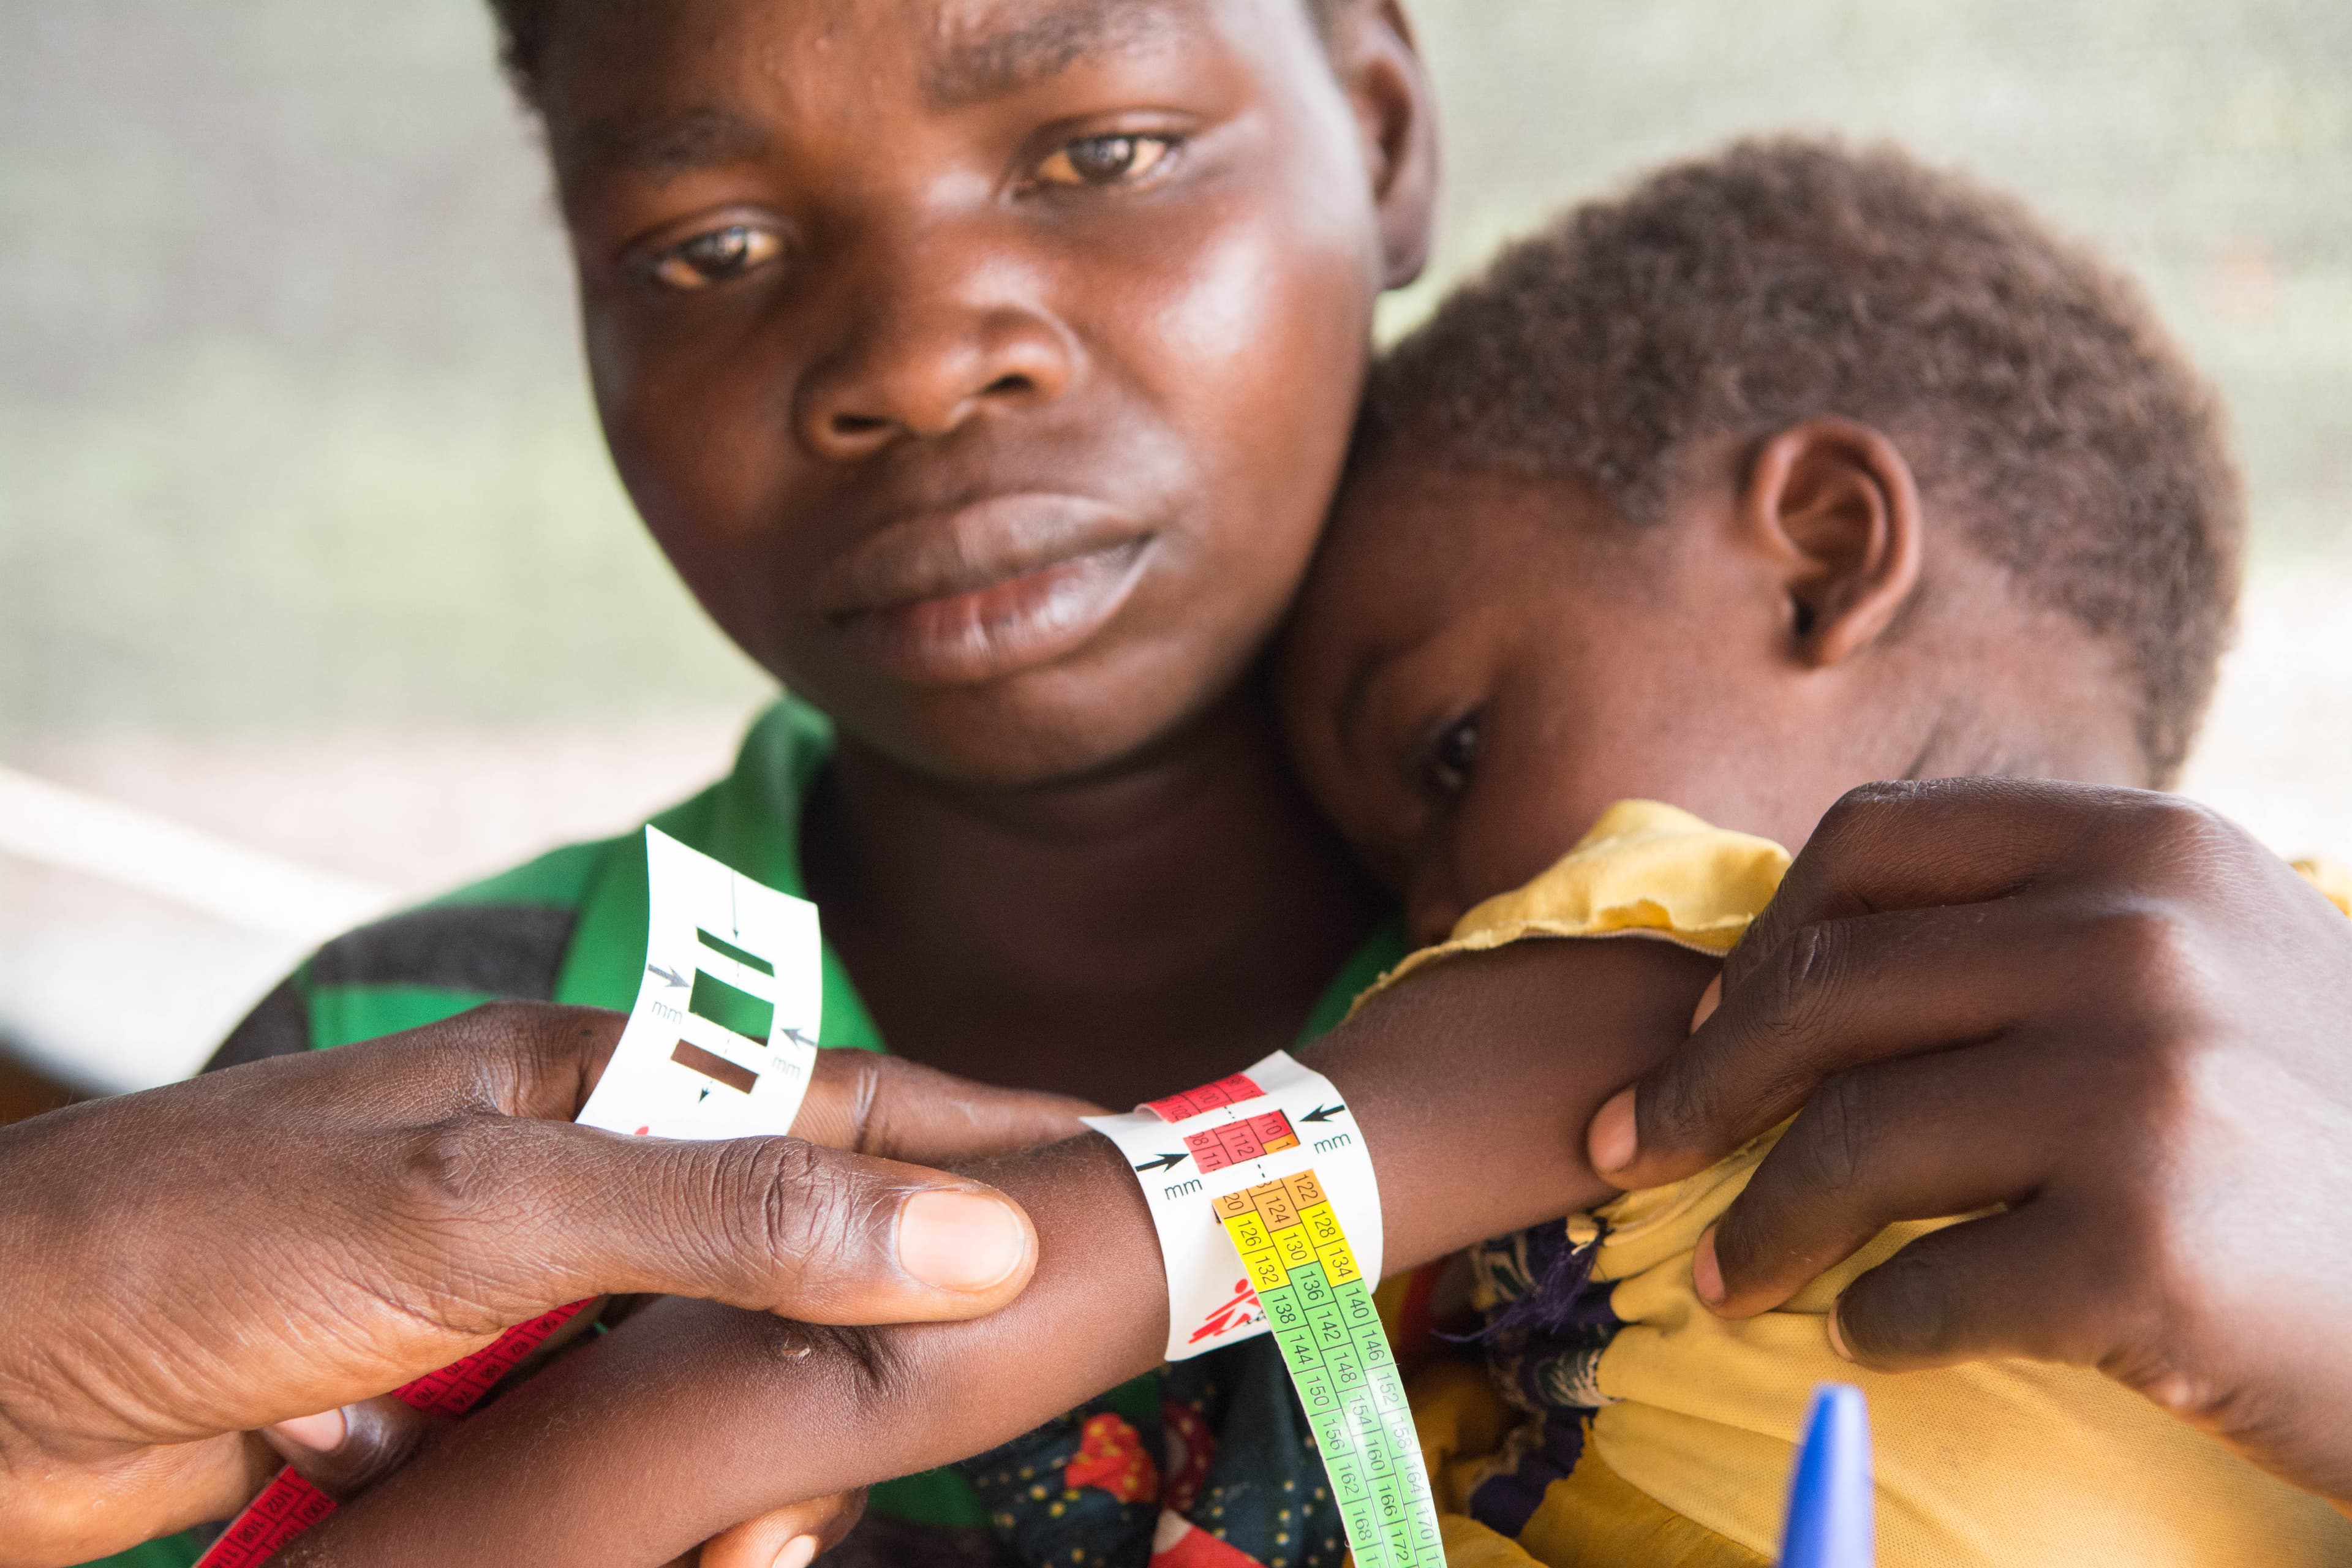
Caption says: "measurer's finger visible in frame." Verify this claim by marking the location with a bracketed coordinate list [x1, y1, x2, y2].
[1720, 777, 2138, 1000]
[1830, 1199, 2113, 1373]
[262, 1397, 455, 1502]
[402, 1116, 1042, 1325]
[473, 1001, 630, 1120]
[796, 1052, 1103, 1163]
[695, 1488, 869, 1568]
[1591, 898, 2084, 1191]
[1700, 1036, 2058, 1319]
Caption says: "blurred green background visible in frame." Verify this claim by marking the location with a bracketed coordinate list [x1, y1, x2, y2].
[2, 0, 2347, 1090]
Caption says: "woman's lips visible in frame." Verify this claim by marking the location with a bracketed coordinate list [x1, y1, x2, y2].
[826, 532, 1153, 688]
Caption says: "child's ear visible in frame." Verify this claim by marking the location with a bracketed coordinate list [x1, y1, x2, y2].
[1740, 418, 1924, 668]
[1336, 1, 1440, 288]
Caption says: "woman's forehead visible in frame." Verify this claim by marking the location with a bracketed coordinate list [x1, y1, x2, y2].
[534, 0, 1275, 121]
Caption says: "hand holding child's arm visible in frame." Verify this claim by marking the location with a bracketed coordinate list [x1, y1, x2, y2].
[280, 937, 1716, 1567]
[0, 1005, 1090, 1568]
[1592, 778, 2352, 1513]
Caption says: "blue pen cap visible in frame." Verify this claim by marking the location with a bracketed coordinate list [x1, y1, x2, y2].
[1781, 1382, 1874, 1567]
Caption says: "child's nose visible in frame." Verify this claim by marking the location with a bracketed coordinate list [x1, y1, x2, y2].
[795, 296, 1075, 462]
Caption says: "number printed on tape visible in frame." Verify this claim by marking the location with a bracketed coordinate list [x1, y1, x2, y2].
[1087, 1055, 1442, 1568]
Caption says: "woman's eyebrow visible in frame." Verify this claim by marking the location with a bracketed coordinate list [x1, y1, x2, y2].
[564, 105, 772, 184]
[924, 0, 1191, 109]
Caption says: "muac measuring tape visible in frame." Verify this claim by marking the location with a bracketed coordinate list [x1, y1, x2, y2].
[1087, 1055, 1444, 1568]
[198, 827, 823, 1568]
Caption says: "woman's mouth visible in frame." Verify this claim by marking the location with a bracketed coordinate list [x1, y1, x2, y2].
[821, 498, 1155, 687]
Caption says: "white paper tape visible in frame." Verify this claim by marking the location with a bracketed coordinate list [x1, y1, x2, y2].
[1084, 1049, 1382, 1362]
[576, 826, 822, 1141]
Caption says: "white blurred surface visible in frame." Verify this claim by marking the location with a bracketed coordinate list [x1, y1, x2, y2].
[2179, 554, 2352, 858]
[0, 711, 752, 1092]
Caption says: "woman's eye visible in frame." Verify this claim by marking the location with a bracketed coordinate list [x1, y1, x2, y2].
[1035, 134, 1178, 188]
[647, 224, 782, 291]
[1424, 712, 1482, 798]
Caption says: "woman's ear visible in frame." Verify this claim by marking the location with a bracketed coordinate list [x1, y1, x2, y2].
[1337, 1, 1441, 288]
[1739, 418, 1924, 668]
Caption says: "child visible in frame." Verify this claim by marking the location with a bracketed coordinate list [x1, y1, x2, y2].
[280, 140, 2350, 1566]
[1281, 137, 2348, 1566]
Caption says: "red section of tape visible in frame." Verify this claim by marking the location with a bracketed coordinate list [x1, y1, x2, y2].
[1182, 1110, 1298, 1174]
[194, 1299, 594, 1567]
[1145, 1072, 1264, 1124]
[196, 1471, 334, 1568]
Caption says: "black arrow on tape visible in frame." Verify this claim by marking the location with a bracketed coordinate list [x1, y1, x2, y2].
[649, 964, 689, 990]
[1134, 1152, 1189, 1174]
[1300, 1103, 1348, 1123]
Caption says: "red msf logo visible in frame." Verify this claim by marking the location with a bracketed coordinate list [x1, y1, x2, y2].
[1186, 1277, 1262, 1346]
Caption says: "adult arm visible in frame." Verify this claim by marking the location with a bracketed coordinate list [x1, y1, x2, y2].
[1584, 778, 2352, 1513]
[278, 937, 1718, 1567]
[0, 1002, 1091, 1567]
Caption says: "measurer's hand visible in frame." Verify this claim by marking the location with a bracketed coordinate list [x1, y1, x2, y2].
[1585, 778, 2352, 1510]
[0, 1002, 1090, 1567]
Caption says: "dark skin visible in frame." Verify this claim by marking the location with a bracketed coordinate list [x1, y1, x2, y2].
[546, 0, 1438, 1107]
[1292, 429, 2352, 1513]
[279, 938, 1717, 1567]
[1280, 421, 2144, 944]
[179, 0, 2352, 1553]
[1596, 778, 2352, 1520]
[147, 4, 1434, 1561]
[0, 1005, 1094, 1568]
[277, 420, 2162, 1566]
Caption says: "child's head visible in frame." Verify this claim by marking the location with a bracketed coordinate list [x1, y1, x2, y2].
[486, 0, 1436, 786]
[1280, 138, 2242, 941]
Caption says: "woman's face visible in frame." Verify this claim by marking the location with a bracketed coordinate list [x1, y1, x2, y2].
[537, 0, 1433, 787]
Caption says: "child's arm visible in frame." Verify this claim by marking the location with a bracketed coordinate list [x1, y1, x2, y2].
[282, 937, 1715, 1567]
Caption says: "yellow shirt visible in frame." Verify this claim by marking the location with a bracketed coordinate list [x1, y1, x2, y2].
[1376, 800, 2352, 1568]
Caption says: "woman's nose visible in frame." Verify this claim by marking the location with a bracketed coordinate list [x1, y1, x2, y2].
[794, 262, 1076, 462]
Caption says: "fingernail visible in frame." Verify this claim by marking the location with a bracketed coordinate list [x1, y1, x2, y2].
[898, 1189, 1028, 1292]
[1826, 1306, 1854, 1362]
[771, 1536, 820, 1568]
[1691, 974, 1722, 1033]
[1588, 1089, 1638, 1177]
[1692, 1227, 1726, 1308]
[266, 1408, 347, 1452]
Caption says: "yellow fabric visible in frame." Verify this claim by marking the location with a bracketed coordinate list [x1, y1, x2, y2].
[2296, 855, 2351, 916]
[1363, 800, 1792, 1000]
[1413, 1358, 1770, 1568]
[1387, 802, 2352, 1567]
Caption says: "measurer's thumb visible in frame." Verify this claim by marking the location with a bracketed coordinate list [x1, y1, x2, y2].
[441, 1118, 1041, 1324]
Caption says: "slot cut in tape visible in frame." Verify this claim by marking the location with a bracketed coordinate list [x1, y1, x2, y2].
[197, 827, 823, 1568]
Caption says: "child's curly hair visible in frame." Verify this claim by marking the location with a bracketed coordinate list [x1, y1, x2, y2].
[1368, 137, 2243, 785]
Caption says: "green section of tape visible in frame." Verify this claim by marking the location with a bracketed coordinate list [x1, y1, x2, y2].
[1223, 1178, 1442, 1568]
